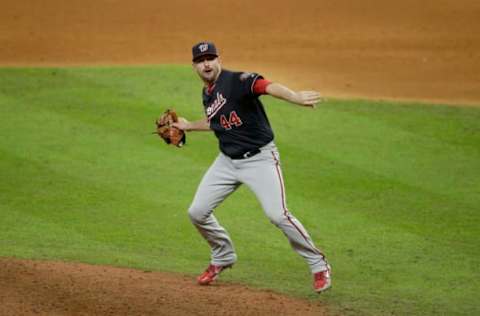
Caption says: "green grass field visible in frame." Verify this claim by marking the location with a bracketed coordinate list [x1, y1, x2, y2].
[1, 66, 479, 315]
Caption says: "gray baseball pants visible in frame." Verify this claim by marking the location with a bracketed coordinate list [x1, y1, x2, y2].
[188, 142, 328, 273]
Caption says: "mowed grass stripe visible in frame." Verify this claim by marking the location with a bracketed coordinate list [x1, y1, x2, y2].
[1, 66, 479, 316]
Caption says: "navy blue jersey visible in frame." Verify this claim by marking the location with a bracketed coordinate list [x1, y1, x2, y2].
[202, 69, 274, 157]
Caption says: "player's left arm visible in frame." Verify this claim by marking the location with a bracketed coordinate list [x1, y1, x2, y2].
[265, 82, 322, 108]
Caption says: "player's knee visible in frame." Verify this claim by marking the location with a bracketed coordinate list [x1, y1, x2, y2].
[267, 212, 287, 227]
[188, 205, 208, 224]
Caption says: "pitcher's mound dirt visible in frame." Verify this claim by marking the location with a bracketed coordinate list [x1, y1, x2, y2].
[0, 258, 332, 316]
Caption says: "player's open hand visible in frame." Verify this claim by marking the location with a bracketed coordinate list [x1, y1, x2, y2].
[294, 91, 322, 108]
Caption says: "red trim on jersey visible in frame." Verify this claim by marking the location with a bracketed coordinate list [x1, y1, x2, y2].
[207, 83, 216, 95]
[253, 79, 272, 95]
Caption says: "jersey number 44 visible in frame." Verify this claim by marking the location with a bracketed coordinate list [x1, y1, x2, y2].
[220, 111, 243, 130]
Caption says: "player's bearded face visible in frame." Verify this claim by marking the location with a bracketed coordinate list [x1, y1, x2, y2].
[194, 56, 221, 84]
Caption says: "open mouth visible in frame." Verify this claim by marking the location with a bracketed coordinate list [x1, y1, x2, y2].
[204, 69, 213, 74]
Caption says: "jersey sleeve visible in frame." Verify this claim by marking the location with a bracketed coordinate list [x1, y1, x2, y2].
[237, 72, 264, 97]
[252, 79, 272, 95]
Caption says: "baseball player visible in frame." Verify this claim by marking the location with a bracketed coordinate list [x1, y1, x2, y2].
[173, 42, 331, 293]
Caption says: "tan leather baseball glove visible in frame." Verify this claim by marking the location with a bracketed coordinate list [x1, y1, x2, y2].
[155, 109, 186, 147]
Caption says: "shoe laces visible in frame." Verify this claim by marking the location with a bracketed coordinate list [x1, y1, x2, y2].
[207, 264, 220, 274]
[315, 269, 330, 281]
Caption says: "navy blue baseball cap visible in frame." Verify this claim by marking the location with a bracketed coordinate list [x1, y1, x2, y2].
[192, 42, 218, 62]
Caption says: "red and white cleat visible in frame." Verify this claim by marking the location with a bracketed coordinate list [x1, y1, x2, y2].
[313, 265, 332, 293]
[197, 264, 233, 285]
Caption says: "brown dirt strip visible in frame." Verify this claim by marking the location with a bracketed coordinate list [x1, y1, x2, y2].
[0, 258, 333, 316]
[1, 0, 479, 106]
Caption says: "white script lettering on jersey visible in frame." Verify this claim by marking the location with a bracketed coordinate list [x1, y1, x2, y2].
[207, 93, 227, 120]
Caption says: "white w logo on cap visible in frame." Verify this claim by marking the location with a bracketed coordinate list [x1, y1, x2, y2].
[199, 43, 209, 52]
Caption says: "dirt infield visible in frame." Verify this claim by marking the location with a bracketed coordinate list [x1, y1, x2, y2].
[1, 0, 479, 105]
[0, 258, 331, 316]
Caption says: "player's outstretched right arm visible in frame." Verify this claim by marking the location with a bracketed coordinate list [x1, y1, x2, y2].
[266, 82, 322, 108]
[173, 117, 211, 131]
